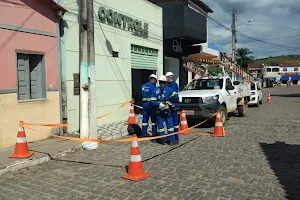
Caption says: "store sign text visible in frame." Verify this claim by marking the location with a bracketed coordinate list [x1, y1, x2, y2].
[98, 6, 149, 39]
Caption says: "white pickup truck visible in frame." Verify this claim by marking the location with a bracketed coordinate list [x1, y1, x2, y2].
[179, 76, 251, 124]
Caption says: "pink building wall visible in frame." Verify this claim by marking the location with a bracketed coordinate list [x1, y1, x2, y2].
[0, 0, 58, 90]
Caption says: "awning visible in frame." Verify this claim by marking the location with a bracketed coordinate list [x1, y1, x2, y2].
[291, 75, 300, 81]
[280, 76, 289, 81]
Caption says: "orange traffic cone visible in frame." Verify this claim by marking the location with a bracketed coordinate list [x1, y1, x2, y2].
[9, 122, 34, 158]
[127, 104, 137, 124]
[211, 112, 226, 137]
[122, 134, 150, 181]
[267, 94, 272, 103]
[180, 110, 190, 134]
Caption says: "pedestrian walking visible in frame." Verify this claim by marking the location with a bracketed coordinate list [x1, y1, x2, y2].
[165, 72, 180, 144]
[141, 74, 157, 137]
[151, 75, 177, 145]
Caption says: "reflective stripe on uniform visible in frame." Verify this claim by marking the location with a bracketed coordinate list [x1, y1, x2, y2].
[167, 128, 174, 132]
[158, 128, 164, 133]
[152, 123, 157, 126]
[150, 97, 157, 100]
[174, 125, 179, 129]
[170, 91, 177, 98]
[142, 123, 148, 126]
[142, 98, 151, 101]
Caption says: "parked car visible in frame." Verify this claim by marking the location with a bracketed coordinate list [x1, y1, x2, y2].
[248, 81, 263, 107]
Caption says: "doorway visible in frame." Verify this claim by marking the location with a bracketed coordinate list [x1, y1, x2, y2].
[131, 68, 156, 114]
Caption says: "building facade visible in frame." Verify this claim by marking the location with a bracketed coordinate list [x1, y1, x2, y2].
[61, 0, 163, 133]
[248, 63, 263, 78]
[149, 0, 212, 90]
[0, 0, 66, 149]
[278, 62, 300, 84]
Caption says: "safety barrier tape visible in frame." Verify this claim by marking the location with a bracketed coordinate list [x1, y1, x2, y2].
[21, 113, 217, 143]
[23, 99, 133, 127]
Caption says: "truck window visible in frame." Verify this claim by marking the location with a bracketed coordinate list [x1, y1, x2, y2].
[183, 79, 223, 91]
[251, 83, 256, 90]
[226, 78, 233, 88]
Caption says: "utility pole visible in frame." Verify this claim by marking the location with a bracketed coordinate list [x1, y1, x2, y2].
[87, 0, 98, 140]
[232, 8, 237, 80]
[79, 0, 89, 138]
[232, 8, 237, 63]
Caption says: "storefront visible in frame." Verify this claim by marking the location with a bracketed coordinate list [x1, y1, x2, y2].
[150, 0, 213, 90]
[61, 0, 163, 132]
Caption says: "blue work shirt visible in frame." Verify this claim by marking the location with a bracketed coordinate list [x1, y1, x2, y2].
[151, 85, 173, 107]
[168, 81, 180, 109]
[168, 81, 179, 93]
[141, 81, 156, 110]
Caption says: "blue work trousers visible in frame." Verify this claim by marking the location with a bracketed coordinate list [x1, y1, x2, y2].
[157, 116, 175, 143]
[142, 108, 157, 137]
[171, 111, 180, 141]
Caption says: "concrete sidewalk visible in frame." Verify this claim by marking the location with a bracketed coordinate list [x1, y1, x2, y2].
[0, 137, 82, 176]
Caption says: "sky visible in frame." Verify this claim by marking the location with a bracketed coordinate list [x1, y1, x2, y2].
[202, 0, 300, 59]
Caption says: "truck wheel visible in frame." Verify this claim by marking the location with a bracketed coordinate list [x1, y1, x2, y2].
[238, 100, 248, 117]
[255, 102, 259, 107]
[259, 99, 263, 104]
[219, 105, 227, 125]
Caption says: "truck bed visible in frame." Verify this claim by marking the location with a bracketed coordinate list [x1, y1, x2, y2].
[235, 82, 251, 98]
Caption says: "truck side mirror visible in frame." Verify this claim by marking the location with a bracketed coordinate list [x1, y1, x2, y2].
[233, 81, 240, 85]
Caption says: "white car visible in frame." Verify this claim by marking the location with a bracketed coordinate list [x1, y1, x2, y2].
[248, 81, 263, 107]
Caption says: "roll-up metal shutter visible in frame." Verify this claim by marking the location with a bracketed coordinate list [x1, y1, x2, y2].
[131, 44, 158, 70]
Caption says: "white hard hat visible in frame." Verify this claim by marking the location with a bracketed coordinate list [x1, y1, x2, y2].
[148, 74, 157, 79]
[159, 75, 167, 82]
[165, 72, 174, 77]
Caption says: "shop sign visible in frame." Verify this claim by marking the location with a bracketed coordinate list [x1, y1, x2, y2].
[187, 57, 220, 64]
[98, 6, 149, 39]
[172, 40, 182, 53]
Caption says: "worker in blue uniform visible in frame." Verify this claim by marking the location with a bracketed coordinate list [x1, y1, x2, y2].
[151, 75, 177, 145]
[165, 72, 180, 144]
[141, 74, 157, 137]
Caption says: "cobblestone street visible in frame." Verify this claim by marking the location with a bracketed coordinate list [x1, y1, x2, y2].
[1, 86, 300, 200]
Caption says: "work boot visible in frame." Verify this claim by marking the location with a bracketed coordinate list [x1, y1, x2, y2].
[157, 139, 166, 145]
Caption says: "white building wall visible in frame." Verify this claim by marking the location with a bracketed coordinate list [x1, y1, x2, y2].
[62, 0, 163, 132]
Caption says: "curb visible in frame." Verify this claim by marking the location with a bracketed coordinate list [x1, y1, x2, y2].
[0, 145, 82, 176]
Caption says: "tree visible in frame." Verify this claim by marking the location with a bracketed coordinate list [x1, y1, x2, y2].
[236, 48, 255, 69]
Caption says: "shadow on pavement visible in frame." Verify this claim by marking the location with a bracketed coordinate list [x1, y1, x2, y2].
[271, 94, 300, 98]
[260, 141, 300, 200]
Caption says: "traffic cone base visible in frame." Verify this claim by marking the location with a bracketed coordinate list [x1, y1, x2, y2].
[211, 112, 226, 137]
[9, 124, 34, 159]
[122, 135, 150, 182]
[267, 94, 272, 103]
[180, 110, 190, 134]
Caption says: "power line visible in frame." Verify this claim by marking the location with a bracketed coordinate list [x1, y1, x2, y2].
[207, 15, 300, 50]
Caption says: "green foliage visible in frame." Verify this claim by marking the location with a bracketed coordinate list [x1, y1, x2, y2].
[254, 55, 300, 65]
[236, 48, 255, 69]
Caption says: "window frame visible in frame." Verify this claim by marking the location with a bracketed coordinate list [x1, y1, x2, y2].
[16, 51, 47, 102]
